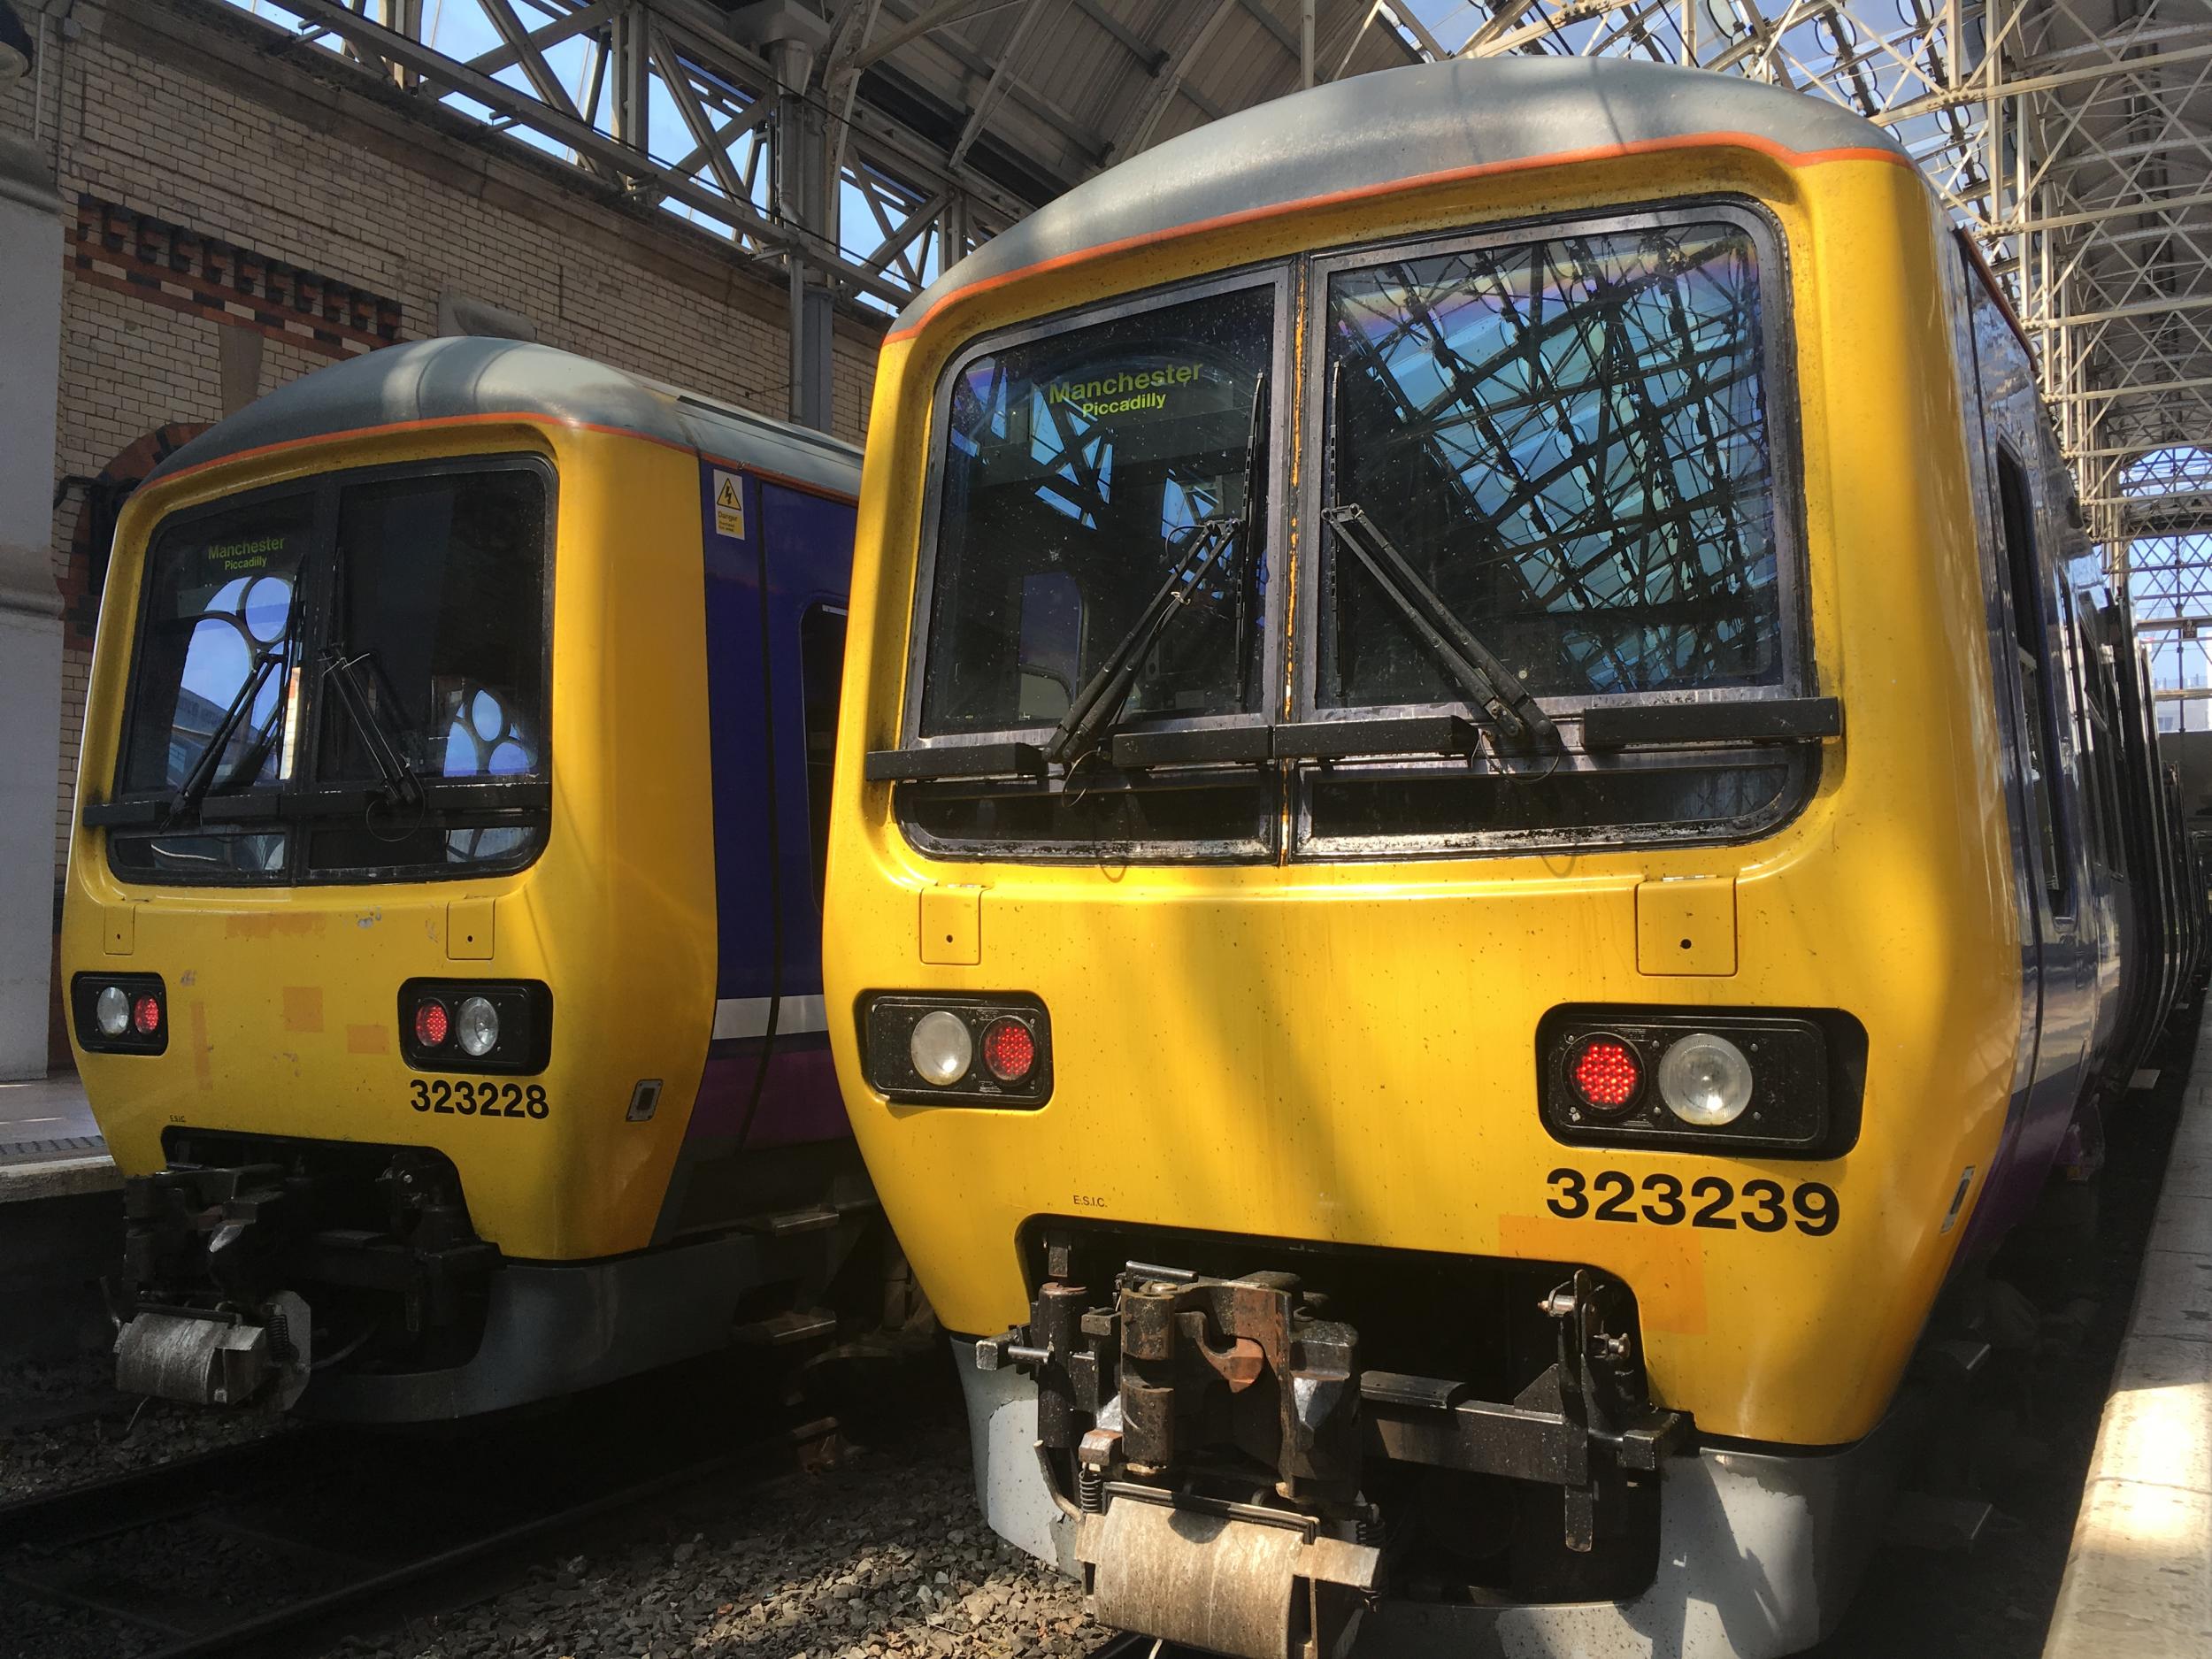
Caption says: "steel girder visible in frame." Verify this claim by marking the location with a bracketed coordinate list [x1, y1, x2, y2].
[213, 0, 1440, 430]
[225, 0, 2212, 515]
[235, 0, 1046, 426]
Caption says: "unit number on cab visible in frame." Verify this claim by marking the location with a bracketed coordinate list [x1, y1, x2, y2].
[410, 1079, 549, 1119]
[1547, 1167, 1837, 1236]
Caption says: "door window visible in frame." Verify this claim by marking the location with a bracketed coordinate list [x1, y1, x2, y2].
[800, 605, 848, 907]
[1995, 448, 2070, 913]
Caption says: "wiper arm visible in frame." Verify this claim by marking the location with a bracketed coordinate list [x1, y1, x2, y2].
[1045, 517, 1241, 765]
[320, 642, 427, 809]
[1323, 503, 1561, 752]
[164, 647, 283, 831]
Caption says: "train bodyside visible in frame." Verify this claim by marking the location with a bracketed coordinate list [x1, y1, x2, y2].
[1939, 240, 2170, 1241]
[62, 339, 872, 1418]
[823, 58, 2197, 1658]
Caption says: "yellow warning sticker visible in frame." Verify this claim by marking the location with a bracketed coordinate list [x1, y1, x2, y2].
[712, 470, 745, 539]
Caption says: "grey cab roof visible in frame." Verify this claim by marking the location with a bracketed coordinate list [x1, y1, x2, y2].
[149, 337, 862, 500]
[891, 55, 1906, 337]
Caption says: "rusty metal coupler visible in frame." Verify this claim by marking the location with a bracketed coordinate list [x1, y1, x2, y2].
[976, 1251, 1692, 1659]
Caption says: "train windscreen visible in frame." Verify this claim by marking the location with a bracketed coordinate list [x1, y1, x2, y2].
[918, 285, 1273, 739]
[1318, 221, 1783, 706]
[107, 461, 551, 884]
[1297, 215, 1812, 853]
[901, 210, 1811, 859]
[110, 494, 312, 878]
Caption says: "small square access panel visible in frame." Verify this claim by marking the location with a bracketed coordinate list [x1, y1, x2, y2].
[920, 885, 982, 965]
[1637, 877, 1736, 976]
[447, 897, 495, 961]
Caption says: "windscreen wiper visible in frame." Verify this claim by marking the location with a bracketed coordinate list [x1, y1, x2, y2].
[1323, 503, 1561, 752]
[320, 642, 427, 809]
[163, 646, 284, 830]
[1045, 516, 1242, 765]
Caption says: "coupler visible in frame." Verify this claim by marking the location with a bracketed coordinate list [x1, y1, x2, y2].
[976, 1249, 1690, 1659]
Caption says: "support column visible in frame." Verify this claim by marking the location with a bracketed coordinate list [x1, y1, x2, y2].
[387, 0, 423, 88]
[608, 2, 648, 153]
[0, 132, 65, 1080]
[941, 193, 969, 270]
[772, 29, 833, 433]
[736, 1, 836, 432]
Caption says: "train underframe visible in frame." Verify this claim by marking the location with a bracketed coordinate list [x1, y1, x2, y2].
[964, 1222, 1907, 1659]
[111, 1128, 880, 1419]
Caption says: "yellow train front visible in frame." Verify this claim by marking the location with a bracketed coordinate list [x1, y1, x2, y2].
[64, 338, 877, 1419]
[825, 58, 2197, 1658]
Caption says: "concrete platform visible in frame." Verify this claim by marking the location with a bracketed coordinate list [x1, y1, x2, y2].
[2044, 1019, 2212, 1659]
[0, 1073, 119, 1201]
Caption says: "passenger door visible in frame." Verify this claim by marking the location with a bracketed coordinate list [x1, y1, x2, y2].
[749, 480, 856, 1148]
[1964, 254, 2096, 1181]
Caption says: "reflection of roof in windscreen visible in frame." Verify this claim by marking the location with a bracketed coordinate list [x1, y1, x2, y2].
[889, 55, 1905, 341]
[148, 338, 863, 500]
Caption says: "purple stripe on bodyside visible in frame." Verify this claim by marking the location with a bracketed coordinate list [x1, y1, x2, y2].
[686, 1039, 852, 1148]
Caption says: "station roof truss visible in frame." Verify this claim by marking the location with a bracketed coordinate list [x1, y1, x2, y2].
[213, 0, 2212, 697]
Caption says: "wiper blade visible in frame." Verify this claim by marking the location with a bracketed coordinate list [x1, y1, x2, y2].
[320, 642, 428, 809]
[163, 647, 283, 831]
[1323, 503, 1561, 752]
[1046, 517, 1241, 765]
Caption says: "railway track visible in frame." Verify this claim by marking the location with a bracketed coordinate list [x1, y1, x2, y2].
[0, 1365, 834, 1659]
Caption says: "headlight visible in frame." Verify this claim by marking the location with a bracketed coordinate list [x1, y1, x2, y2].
[910, 1010, 974, 1086]
[72, 973, 167, 1055]
[397, 979, 550, 1073]
[1536, 1007, 1860, 1156]
[456, 995, 501, 1058]
[1656, 1033, 1755, 1126]
[862, 995, 1053, 1107]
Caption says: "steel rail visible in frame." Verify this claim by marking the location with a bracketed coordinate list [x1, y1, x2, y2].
[0, 1411, 834, 1659]
[150, 1429, 824, 1659]
[0, 1427, 320, 1552]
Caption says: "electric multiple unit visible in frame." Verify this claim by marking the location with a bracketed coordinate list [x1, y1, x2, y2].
[62, 339, 881, 1418]
[822, 58, 2206, 1657]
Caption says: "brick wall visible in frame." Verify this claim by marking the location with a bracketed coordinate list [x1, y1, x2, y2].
[3, 0, 885, 873]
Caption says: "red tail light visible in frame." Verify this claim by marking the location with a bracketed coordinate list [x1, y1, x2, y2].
[1568, 1034, 1642, 1112]
[980, 1017, 1036, 1083]
[413, 999, 450, 1048]
[131, 995, 162, 1036]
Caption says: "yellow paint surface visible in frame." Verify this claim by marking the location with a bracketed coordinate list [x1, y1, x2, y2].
[280, 987, 323, 1033]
